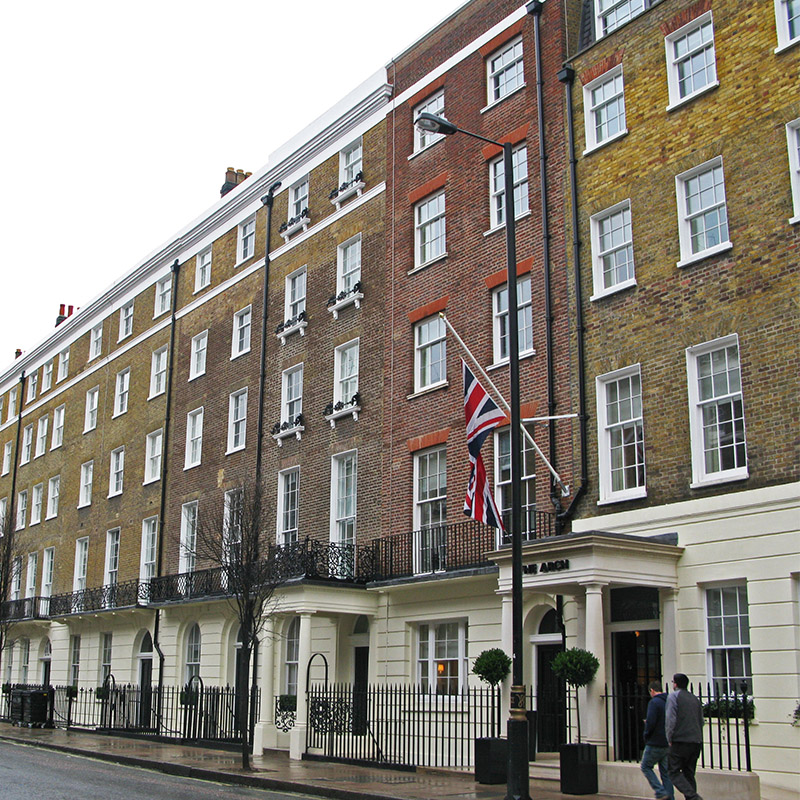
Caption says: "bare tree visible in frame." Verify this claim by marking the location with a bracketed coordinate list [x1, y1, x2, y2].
[192, 481, 285, 770]
[0, 502, 21, 685]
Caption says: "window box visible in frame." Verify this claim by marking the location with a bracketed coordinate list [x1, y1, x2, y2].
[327, 282, 364, 319]
[323, 393, 361, 427]
[329, 172, 365, 209]
[279, 209, 311, 242]
[276, 311, 308, 344]
[271, 414, 305, 445]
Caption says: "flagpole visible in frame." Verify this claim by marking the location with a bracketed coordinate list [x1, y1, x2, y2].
[441, 313, 570, 497]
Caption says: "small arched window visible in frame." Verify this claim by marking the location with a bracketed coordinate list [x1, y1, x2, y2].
[185, 624, 201, 683]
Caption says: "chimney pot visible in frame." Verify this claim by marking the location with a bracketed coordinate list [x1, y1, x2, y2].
[14, 349, 22, 359]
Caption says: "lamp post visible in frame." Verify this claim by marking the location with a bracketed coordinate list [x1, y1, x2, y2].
[416, 112, 530, 800]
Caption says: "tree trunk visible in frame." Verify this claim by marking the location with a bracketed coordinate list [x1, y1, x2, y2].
[239, 643, 252, 770]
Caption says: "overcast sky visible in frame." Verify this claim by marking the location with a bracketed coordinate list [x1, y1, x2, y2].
[0, 0, 463, 371]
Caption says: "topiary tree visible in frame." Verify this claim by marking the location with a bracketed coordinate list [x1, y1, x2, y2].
[473, 648, 512, 687]
[551, 648, 600, 743]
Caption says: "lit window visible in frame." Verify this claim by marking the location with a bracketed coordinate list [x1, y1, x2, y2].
[686, 335, 747, 486]
[27, 373, 38, 403]
[140, 517, 158, 584]
[277, 468, 300, 546]
[676, 158, 731, 265]
[418, 621, 468, 695]
[35, 415, 48, 457]
[185, 408, 203, 469]
[30, 484, 43, 525]
[79, 461, 93, 507]
[119, 301, 134, 341]
[487, 37, 524, 104]
[227, 389, 248, 452]
[232, 306, 252, 358]
[414, 447, 447, 574]
[595, 0, 644, 37]
[414, 316, 447, 392]
[495, 425, 538, 540]
[154, 275, 172, 317]
[51, 405, 65, 449]
[20, 424, 33, 464]
[144, 429, 163, 483]
[114, 368, 130, 416]
[775, 0, 800, 50]
[195, 248, 212, 290]
[179, 502, 198, 574]
[109, 447, 125, 497]
[414, 90, 445, 151]
[89, 323, 103, 360]
[185, 623, 201, 682]
[665, 13, 717, 108]
[84, 386, 99, 432]
[57, 349, 70, 382]
[46, 476, 60, 518]
[590, 200, 635, 297]
[281, 366, 303, 428]
[787, 119, 800, 222]
[340, 139, 363, 184]
[415, 191, 446, 266]
[190, 331, 208, 379]
[706, 584, 752, 694]
[150, 346, 168, 397]
[596, 366, 646, 502]
[42, 360, 53, 392]
[493, 276, 533, 363]
[583, 67, 626, 151]
[490, 146, 529, 228]
[290, 178, 309, 220]
[238, 216, 256, 263]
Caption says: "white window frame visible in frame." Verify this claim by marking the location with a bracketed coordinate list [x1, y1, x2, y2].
[280, 267, 308, 340]
[340, 139, 363, 185]
[26, 553, 38, 598]
[42, 548, 54, 603]
[281, 365, 304, 427]
[594, 0, 645, 38]
[70, 634, 81, 685]
[277, 467, 300, 546]
[195, 248, 212, 291]
[492, 276, 534, 365]
[30, 483, 43, 526]
[46, 476, 60, 519]
[42, 360, 53, 392]
[73, 538, 89, 593]
[413, 446, 447, 574]
[190, 331, 208, 380]
[414, 316, 447, 392]
[101, 633, 113, 681]
[417, 620, 468, 695]
[665, 12, 718, 110]
[583, 66, 626, 152]
[149, 346, 168, 398]
[413, 90, 445, 152]
[223, 489, 243, 567]
[337, 234, 362, 296]
[290, 177, 310, 220]
[35, 415, 48, 457]
[237, 216, 256, 264]
[52, 404, 65, 449]
[686, 334, 748, 487]
[79, 461, 93, 507]
[333, 339, 360, 407]
[185, 624, 201, 683]
[114, 368, 130, 416]
[154, 275, 172, 317]
[675, 157, 731, 267]
[84, 386, 99, 432]
[105, 528, 120, 588]
[787, 119, 800, 223]
[10, 556, 21, 600]
[284, 617, 300, 696]
[57, 349, 70, 382]
[596, 365, 647, 503]
[231, 306, 252, 358]
[0, 497, 6, 533]
[89, 323, 103, 360]
[705, 583, 752, 694]
[119, 300, 134, 341]
[144, 429, 163, 484]
[20, 424, 33, 464]
[179, 501, 198, 574]
[489, 145, 529, 229]
[330, 450, 357, 550]
[775, 0, 800, 51]
[140, 517, 158, 584]
[16, 490, 27, 530]
[109, 446, 125, 497]
[415, 191, 446, 267]
[590, 199, 636, 298]
[227, 389, 248, 453]
[27, 372, 37, 403]
[1, 441, 10, 475]
[486, 36, 524, 106]
[185, 408, 204, 469]
[494, 426, 538, 543]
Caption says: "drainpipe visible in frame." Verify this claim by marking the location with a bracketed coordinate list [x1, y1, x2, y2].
[527, 1, 559, 510]
[556, 66, 588, 530]
[152, 258, 180, 688]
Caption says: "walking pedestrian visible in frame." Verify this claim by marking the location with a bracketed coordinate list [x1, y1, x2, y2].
[665, 673, 704, 800]
[641, 680, 674, 800]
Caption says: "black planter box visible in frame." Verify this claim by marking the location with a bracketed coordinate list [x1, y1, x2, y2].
[559, 742, 598, 795]
[475, 737, 507, 784]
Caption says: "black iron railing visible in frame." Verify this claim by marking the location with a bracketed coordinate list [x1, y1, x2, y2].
[1, 596, 49, 621]
[48, 580, 150, 617]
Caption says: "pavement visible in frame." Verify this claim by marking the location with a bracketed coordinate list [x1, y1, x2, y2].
[0, 722, 639, 800]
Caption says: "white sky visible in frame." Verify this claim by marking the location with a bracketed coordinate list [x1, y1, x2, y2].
[0, 0, 462, 371]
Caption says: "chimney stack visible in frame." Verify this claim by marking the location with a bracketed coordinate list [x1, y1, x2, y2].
[14, 349, 22, 359]
[55, 303, 76, 327]
[220, 167, 252, 197]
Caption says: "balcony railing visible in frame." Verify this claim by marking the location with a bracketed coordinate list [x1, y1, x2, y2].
[48, 579, 150, 617]
[1, 596, 50, 621]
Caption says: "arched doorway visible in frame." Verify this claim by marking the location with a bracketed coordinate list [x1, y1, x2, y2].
[40, 638, 52, 686]
[532, 608, 566, 753]
[138, 632, 154, 728]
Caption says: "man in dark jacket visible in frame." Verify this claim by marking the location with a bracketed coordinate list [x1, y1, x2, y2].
[641, 680, 674, 800]
[665, 673, 704, 800]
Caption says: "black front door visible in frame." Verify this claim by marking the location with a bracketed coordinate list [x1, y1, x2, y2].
[353, 646, 369, 736]
[138, 657, 153, 728]
[612, 630, 661, 760]
[536, 643, 566, 752]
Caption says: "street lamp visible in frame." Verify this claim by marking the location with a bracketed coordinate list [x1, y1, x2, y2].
[416, 112, 530, 800]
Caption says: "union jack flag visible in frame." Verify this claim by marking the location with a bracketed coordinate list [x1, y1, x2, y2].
[462, 359, 505, 530]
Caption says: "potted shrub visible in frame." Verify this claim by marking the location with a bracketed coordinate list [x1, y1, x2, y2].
[95, 685, 110, 701]
[473, 648, 511, 785]
[551, 647, 600, 795]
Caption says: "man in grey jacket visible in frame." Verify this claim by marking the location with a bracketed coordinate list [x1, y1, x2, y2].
[665, 673, 704, 800]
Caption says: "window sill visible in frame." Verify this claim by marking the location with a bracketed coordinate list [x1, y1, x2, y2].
[677, 240, 732, 269]
[487, 351, 536, 372]
[29, 519, 40, 527]
[790, 214, 800, 226]
[666, 80, 719, 113]
[480, 83, 527, 114]
[230, 348, 251, 361]
[148, 391, 166, 402]
[45, 514, 57, 521]
[597, 488, 647, 506]
[142, 477, 160, 486]
[117, 334, 132, 344]
[330, 180, 365, 210]
[408, 253, 447, 275]
[193, 282, 211, 295]
[590, 278, 637, 302]
[225, 445, 246, 456]
[408, 138, 444, 160]
[107, 491, 122, 499]
[234, 255, 255, 270]
[407, 381, 449, 400]
[774, 37, 800, 54]
[77, 502, 91, 510]
[152, 310, 170, 321]
[484, 209, 532, 237]
[49, 444, 62, 452]
[273, 425, 304, 446]
[690, 469, 748, 490]
[111, 410, 128, 419]
[328, 291, 363, 319]
[183, 462, 200, 472]
[277, 320, 308, 344]
[325, 405, 361, 427]
[583, 128, 628, 156]
[280, 215, 311, 243]
[83, 427, 96, 435]
[188, 372, 206, 382]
